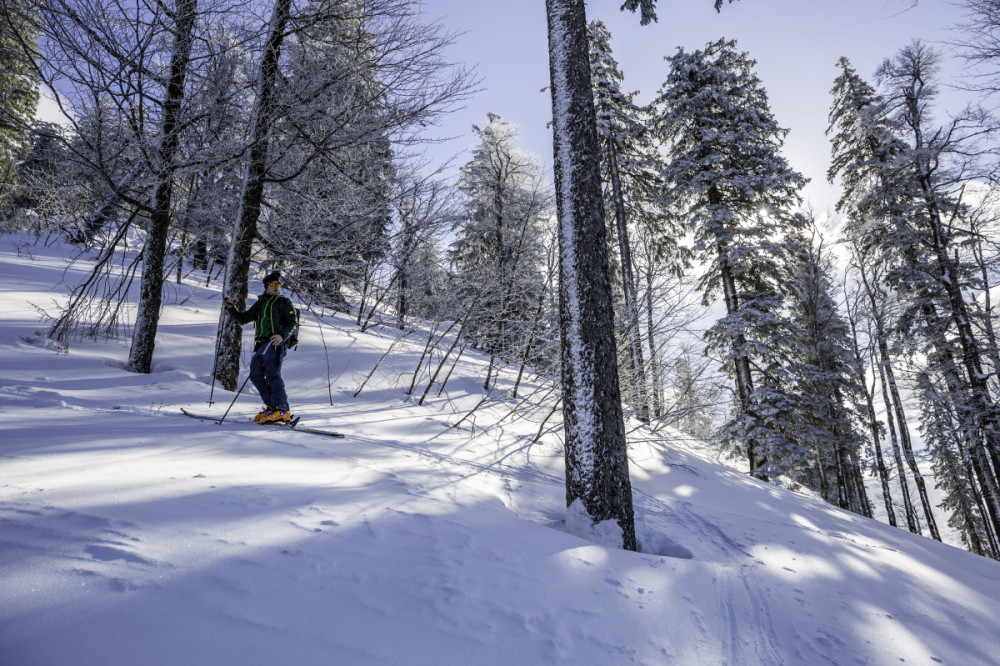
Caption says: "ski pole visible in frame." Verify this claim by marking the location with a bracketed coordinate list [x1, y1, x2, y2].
[217, 341, 270, 424]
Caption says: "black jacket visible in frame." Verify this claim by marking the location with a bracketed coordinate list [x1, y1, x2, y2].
[226, 293, 296, 345]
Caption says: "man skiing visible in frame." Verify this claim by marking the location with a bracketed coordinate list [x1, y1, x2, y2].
[223, 271, 297, 424]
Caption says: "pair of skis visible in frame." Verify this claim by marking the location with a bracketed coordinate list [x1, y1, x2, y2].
[180, 408, 344, 438]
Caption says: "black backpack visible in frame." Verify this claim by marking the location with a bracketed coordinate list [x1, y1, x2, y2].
[281, 298, 302, 350]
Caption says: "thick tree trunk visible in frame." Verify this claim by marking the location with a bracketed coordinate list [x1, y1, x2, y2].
[214, 0, 293, 391]
[546, 0, 635, 550]
[126, 0, 197, 373]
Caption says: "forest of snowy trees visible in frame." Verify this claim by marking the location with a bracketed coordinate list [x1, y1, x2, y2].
[3, 0, 1000, 557]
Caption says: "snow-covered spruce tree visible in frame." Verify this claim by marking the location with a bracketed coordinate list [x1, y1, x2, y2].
[828, 50, 1000, 545]
[827, 59, 929, 534]
[0, 0, 39, 213]
[880, 43, 999, 541]
[916, 366, 1000, 557]
[783, 231, 871, 515]
[876, 42, 1000, 485]
[545, 0, 635, 550]
[653, 38, 807, 481]
[449, 113, 551, 364]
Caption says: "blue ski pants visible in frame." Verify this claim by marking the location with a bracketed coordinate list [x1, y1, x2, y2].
[249, 342, 289, 410]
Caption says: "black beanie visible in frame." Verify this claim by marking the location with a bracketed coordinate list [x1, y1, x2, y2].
[262, 271, 281, 286]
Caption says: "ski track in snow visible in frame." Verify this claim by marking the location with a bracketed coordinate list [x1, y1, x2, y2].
[3, 237, 1000, 665]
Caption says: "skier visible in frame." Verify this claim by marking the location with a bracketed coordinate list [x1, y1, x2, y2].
[223, 271, 297, 424]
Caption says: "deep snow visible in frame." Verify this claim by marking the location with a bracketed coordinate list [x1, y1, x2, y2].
[2, 235, 1000, 665]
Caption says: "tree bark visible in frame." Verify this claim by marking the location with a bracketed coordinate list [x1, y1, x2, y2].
[126, 0, 197, 373]
[845, 293, 896, 526]
[214, 0, 293, 391]
[872, 332, 920, 533]
[545, 0, 635, 550]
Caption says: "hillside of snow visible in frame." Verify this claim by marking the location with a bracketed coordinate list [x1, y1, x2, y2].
[2, 235, 1000, 666]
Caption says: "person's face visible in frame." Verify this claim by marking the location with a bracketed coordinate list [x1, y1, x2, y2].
[265, 281, 280, 296]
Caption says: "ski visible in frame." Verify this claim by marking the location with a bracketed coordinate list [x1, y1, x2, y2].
[181, 408, 226, 424]
[180, 408, 344, 437]
[278, 423, 345, 438]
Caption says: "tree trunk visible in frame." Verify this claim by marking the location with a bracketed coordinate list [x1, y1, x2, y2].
[644, 263, 663, 418]
[927, 327, 1000, 544]
[872, 335, 920, 533]
[717, 237, 763, 479]
[922, 188, 1000, 476]
[606, 135, 648, 422]
[72, 163, 143, 245]
[879, 331, 941, 541]
[126, 0, 198, 374]
[545, 0, 635, 550]
[846, 301, 896, 525]
[214, 0, 293, 391]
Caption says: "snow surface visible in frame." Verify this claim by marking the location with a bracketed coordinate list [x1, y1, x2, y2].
[2, 235, 1000, 665]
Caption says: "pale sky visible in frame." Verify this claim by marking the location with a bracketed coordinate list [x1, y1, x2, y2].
[418, 0, 975, 220]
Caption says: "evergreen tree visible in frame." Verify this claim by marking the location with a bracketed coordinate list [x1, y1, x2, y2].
[917, 367, 999, 557]
[0, 0, 39, 211]
[588, 19, 685, 423]
[450, 113, 550, 362]
[783, 231, 871, 515]
[875, 43, 1000, 496]
[654, 38, 807, 480]
[827, 52, 999, 544]
[828, 58, 928, 533]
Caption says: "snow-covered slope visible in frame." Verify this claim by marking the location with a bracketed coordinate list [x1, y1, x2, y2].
[2, 236, 999, 666]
